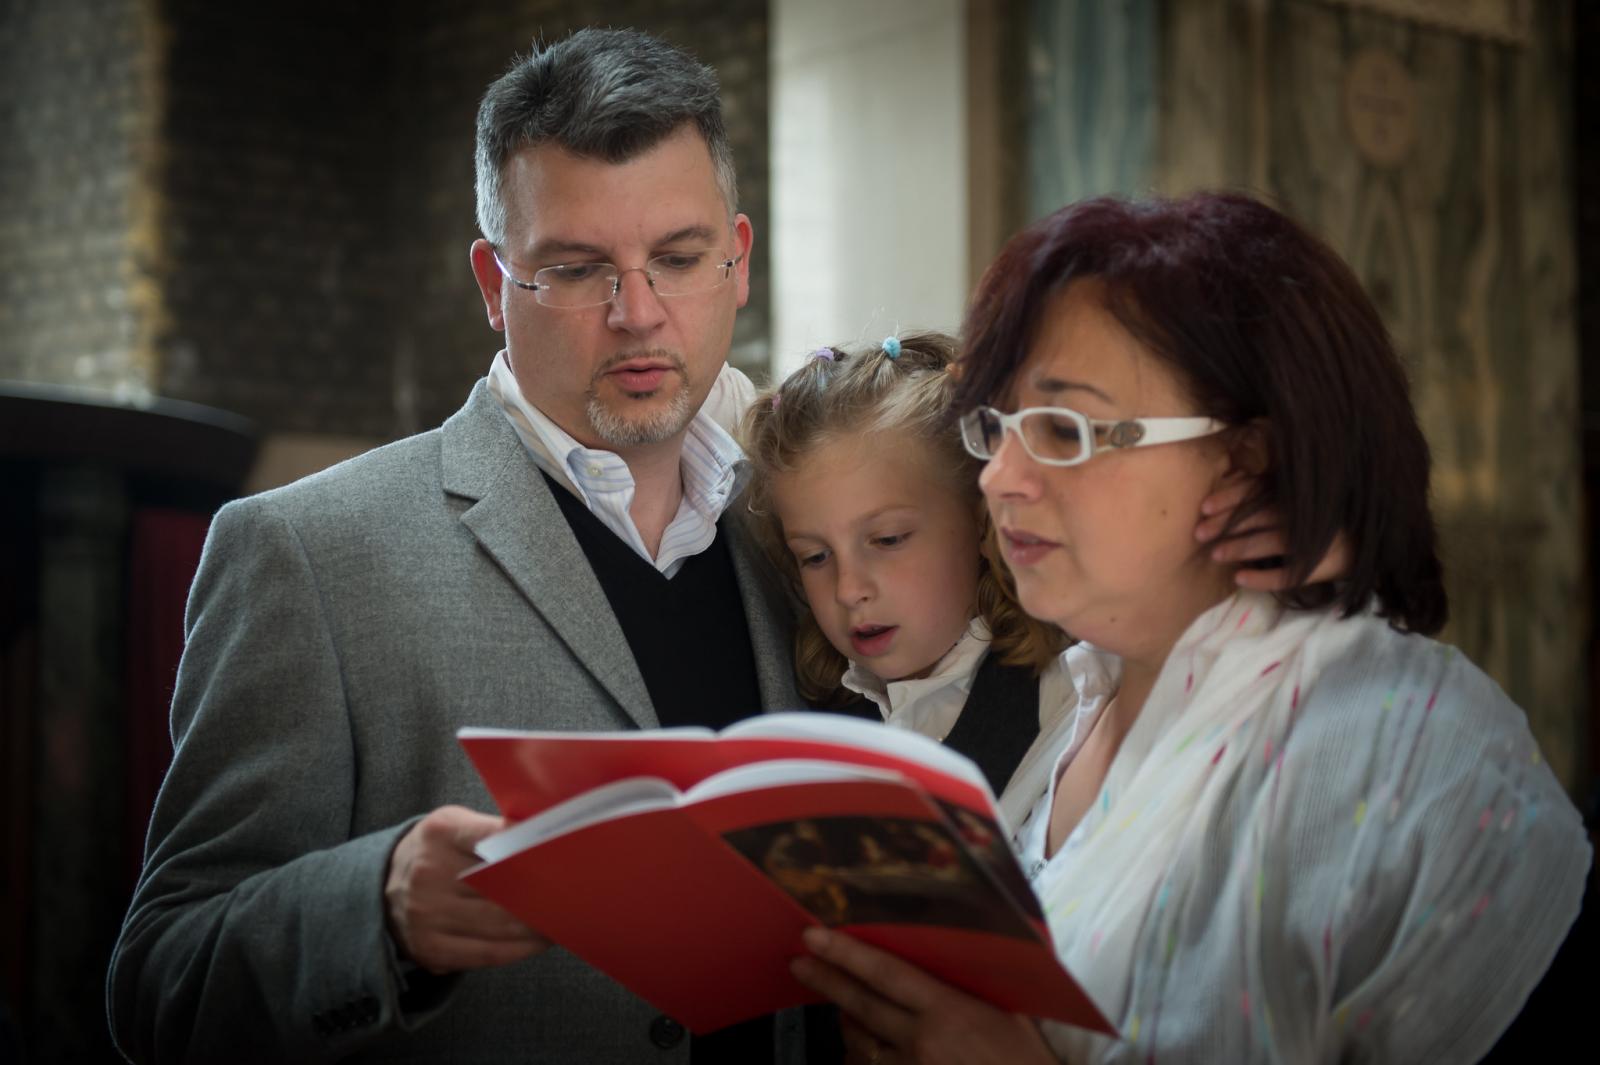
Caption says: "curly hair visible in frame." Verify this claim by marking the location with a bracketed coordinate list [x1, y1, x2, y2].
[741, 331, 1068, 706]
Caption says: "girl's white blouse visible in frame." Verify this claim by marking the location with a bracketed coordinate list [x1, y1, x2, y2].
[842, 617, 1076, 833]
[1015, 591, 1589, 1064]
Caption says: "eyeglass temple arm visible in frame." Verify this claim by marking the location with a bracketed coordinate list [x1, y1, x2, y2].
[1095, 416, 1225, 447]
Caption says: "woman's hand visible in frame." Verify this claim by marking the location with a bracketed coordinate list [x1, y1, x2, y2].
[791, 927, 1056, 1064]
[1196, 480, 1351, 590]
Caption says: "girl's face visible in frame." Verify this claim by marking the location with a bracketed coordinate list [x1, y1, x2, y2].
[979, 282, 1237, 662]
[770, 431, 983, 682]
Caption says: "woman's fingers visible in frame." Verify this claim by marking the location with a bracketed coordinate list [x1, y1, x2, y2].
[801, 928, 944, 1013]
[791, 953, 912, 1048]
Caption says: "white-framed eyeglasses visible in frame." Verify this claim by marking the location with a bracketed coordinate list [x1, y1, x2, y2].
[492, 248, 743, 309]
[959, 405, 1226, 467]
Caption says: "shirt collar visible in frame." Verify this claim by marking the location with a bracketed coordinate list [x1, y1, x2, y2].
[485, 349, 748, 517]
[842, 617, 992, 716]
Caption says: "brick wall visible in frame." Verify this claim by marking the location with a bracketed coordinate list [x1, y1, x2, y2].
[154, 0, 399, 437]
[0, 0, 163, 395]
[0, 0, 772, 441]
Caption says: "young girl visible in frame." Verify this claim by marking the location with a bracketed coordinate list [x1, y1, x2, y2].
[741, 332, 1073, 831]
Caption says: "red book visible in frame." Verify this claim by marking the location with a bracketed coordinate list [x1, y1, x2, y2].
[459, 713, 1113, 1037]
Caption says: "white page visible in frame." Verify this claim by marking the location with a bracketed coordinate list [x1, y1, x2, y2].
[724, 712, 991, 795]
[475, 759, 911, 862]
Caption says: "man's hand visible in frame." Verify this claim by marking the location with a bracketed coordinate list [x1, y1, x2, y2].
[384, 805, 551, 974]
[791, 928, 1056, 1065]
[1196, 481, 1351, 591]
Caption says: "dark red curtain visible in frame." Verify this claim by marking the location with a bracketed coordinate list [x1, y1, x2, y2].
[124, 507, 211, 889]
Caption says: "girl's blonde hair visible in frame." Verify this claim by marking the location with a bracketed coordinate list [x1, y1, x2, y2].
[741, 331, 1067, 706]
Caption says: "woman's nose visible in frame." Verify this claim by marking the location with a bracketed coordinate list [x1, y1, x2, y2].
[978, 427, 1039, 502]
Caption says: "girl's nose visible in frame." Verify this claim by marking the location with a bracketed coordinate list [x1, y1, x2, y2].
[834, 559, 874, 607]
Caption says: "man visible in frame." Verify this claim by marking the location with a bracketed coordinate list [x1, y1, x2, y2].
[109, 29, 802, 1065]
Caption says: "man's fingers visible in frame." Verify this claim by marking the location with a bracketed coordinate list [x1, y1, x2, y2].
[411, 804, 508, 854]
[412, 929, 550, 974]
[1198, 478, 1251, 518]
[1210, 527, 1285, 566]
[433, 894, 547, 942]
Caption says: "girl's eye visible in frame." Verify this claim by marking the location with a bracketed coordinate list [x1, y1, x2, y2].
[872, 532, 911, 549]
[796, 550, 830, 568]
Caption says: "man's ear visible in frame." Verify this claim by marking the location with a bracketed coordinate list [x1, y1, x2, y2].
[469, 238, 508, 332]
[732, 213, 754, 309]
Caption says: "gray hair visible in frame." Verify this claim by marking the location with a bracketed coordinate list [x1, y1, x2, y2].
[474, 28, 739, 246]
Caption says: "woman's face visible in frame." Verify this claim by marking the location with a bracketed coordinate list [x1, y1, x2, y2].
[979, 282, 1237, 661]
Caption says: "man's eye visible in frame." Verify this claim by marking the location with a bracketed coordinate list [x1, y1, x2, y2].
[550, 263, 606, 283]
[653, 253, 703, 272]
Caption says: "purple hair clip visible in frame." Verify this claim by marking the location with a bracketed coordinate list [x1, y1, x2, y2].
[810, 347, 835, 362]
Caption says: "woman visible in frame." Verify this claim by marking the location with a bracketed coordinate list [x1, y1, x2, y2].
[790, 193, 1590, 1063]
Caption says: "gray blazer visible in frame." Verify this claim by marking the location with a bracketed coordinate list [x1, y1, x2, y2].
[108, 381, 805, 1064]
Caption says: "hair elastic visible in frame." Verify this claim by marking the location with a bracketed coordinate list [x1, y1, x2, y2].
[881, 336, 902, 359]
[810, 347, 835, 362]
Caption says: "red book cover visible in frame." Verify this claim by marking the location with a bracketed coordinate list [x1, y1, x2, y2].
[459, 720, 1113, 1038]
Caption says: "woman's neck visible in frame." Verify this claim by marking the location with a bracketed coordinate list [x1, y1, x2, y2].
[1102, 577, 1239, 728]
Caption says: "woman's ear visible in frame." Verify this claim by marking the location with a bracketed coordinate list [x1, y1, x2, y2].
[1222, 418, 1271, 481]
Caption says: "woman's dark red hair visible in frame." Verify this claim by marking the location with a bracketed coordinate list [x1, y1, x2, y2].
[955, 192, 1446, 635]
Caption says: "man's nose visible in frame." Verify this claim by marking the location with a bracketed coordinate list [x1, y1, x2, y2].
[606, 268, 668, 334]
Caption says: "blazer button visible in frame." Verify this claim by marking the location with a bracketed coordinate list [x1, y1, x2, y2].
[648, 1015, 686, 1049]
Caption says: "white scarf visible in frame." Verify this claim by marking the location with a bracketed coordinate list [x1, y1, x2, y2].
[1039, 591, 1365, 1052]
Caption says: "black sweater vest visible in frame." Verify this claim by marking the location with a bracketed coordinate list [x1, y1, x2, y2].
[548, 475, 773, 1064]
[834, 649, 1041, 797]
[546, 473, 763, 731]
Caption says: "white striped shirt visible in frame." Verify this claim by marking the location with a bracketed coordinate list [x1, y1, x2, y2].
[486, 351, 751, 578]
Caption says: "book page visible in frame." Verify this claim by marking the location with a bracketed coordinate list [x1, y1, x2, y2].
[476, 761, 913, 862]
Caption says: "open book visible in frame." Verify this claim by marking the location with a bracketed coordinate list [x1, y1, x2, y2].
[459, 712, 1112, 1036]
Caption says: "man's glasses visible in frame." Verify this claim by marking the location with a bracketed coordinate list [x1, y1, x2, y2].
[959, 405, 1226, 467]
[492, 249, 743, 309]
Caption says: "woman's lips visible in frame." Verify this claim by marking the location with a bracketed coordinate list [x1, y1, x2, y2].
[1000, 528, 1058, 566]
[850, 624, 898, 658]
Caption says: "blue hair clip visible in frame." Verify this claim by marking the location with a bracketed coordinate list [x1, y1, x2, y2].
[810, 347, 835, 362]
[881, 336, 902, 359]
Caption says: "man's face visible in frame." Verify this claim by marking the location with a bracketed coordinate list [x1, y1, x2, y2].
[470, 124, 752, 455]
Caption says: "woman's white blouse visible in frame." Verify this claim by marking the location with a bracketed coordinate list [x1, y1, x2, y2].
[1016, 591, 1590, 1064]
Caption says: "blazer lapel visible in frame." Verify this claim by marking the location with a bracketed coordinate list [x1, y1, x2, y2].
[442, 382, 658, 730]
[724, 508, 803, 714]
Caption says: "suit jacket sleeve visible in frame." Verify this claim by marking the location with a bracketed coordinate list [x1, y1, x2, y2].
[107, 495, 454, 1064]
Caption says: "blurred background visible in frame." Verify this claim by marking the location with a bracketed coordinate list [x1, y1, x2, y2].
[1, 0, 1594, 1061]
